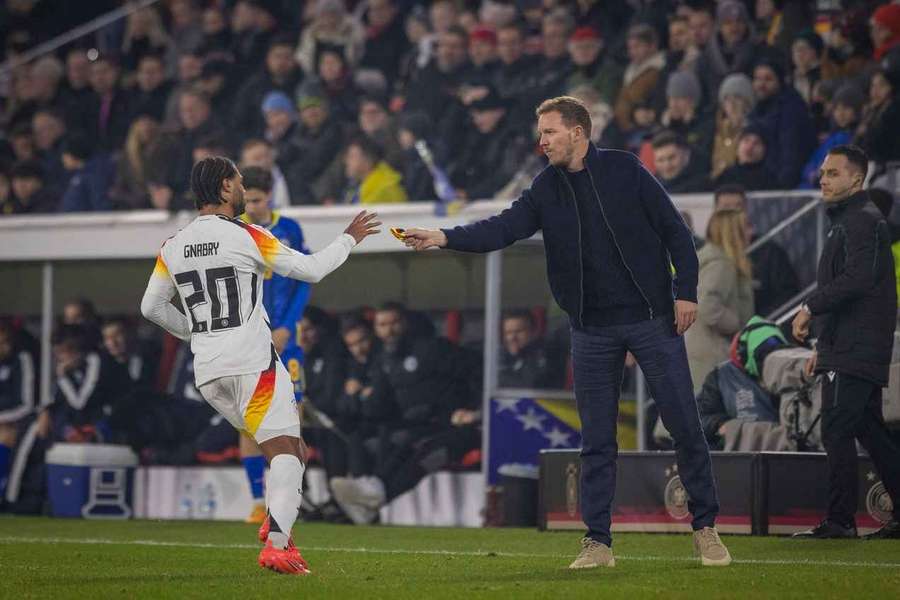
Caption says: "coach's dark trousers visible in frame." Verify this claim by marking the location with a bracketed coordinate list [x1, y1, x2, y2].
[821, 372, 900, 526]
[572, 316, 719, 546]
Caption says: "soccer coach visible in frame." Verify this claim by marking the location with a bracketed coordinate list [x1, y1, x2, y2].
[792, 145, 900, 540]
[402, 96, 731, 568]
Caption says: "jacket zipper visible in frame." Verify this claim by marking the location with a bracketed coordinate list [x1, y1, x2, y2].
[559, 173, 585, 326]
[584, 167, 655, 320]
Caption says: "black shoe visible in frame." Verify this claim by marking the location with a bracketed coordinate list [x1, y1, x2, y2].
[792, 519, 858, 539]
[863, 520, 900, 540]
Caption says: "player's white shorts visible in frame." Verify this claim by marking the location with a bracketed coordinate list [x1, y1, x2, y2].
[197, 350, 301, 444]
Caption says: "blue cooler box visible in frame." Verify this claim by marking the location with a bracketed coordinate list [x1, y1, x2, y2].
[46, 443, 138, 519]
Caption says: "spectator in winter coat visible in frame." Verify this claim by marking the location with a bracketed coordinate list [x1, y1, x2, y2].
[68, 54, 132, 153]
[359, 0, 409, 88]
[791, 30, 824, 105]
[748, 58, 817, 188]
[491, 23, 543, 132]
[343, 136, 408, 204]
[715, 124, 780, 191]
[129, 53, 173, 122]
[285, 86, 344, 203]
[854, 67, 900, 166]
[685, 209, 755, 391]
[871, 3, 900, 62]
[711, 73, 755, 179]
[404, 26, 471, 129]
[3, 160, 59, 214]
[800, 84, 865, 189]
[661, 70, 715, 169]
[109, 114, 161, 210]
[231, 35, 303, 142]
[31, 108, 67, 189]
[150, 88, 226, 209]
[651, 131, 710, 194]
[713, 185, 800, 318]
[694, 0, 760, 104]
[295, 0, 365, 75]
[59, 134, 114, 212]
[448, 90, 531, 200]
[567, 26, 623, 108]
[613, 23, 666, 132]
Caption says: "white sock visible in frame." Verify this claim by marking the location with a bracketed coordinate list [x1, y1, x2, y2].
[266, 454, 305, 549]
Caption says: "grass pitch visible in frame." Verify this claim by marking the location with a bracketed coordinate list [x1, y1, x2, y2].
[1, 517, 899, 599]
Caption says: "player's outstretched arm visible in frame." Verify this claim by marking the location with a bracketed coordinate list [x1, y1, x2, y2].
[262, 211, 381, 283]
[401, 228, 447, 251]
[140, 256, 191, 341]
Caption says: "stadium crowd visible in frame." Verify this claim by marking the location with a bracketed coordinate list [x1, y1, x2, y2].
[2, 0, 900, 214]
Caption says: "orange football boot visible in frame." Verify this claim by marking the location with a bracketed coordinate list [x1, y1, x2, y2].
[258, 540, 310, 575]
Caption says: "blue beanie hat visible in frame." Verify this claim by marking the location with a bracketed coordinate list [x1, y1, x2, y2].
[261, 91, 296, 117]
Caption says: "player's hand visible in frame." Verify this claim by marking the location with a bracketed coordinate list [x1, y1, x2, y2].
[344, 210, 381, 243]
[792, 307, 811, 343]
[674, 300, 697, 335]
[402, 228, 447, 251]
[272, 327, 290, 354]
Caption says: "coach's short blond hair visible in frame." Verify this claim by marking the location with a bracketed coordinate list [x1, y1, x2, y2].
[535, 96, 592, 137]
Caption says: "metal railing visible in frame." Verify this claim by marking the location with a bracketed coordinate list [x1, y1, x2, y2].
[0, 0, 160, 76]
[746, 198, 820, 256]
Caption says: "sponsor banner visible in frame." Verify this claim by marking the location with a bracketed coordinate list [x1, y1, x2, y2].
[540, 450, 893, 535]
[378, 472, 485, 527]
[133, 466, 332, 520]
[134, 466, 255, 520]
[132, 466, 481, 526]
[760, 452, 891, 535]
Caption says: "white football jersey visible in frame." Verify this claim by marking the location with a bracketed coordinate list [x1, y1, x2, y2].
[141, 214, 355, 387]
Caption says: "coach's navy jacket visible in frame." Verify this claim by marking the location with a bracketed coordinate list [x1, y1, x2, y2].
[442, 145, 699, 328]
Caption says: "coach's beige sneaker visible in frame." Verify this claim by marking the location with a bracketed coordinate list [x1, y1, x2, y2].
[568, 537, 616, 569]
[693, 527, 732, 566]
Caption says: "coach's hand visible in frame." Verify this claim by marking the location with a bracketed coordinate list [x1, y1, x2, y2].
[674, 300, 698, 335]
[345, 211, 381, 243]
[402, 228, 447, 251]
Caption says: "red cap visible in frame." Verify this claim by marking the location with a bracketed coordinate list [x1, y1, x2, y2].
[873, 4, 900, 35]
[570, 26, 600, 42]
[470, 26, 497, 45]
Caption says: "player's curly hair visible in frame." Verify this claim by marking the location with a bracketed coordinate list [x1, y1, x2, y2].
[190, 156, 237, 209]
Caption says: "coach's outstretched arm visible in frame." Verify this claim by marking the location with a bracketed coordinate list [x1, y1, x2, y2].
[140, 254, 192, 341]
[403, 191, 541, 252]
[248, 210, 381, 283]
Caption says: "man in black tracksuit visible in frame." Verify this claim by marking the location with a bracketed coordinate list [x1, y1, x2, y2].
[402, 96, 731, 569]
[328, 303, 479, 525]
[793, 145, 900, 539]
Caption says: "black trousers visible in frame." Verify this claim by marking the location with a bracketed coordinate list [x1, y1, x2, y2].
[375, 425, 481, 502]
[822, 372, 900, 526]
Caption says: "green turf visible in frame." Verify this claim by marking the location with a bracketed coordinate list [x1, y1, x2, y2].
[1, 516, 899, 599]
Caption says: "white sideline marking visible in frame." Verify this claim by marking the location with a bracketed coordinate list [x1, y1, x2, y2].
[1, 536, 899, 570]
